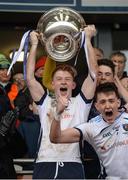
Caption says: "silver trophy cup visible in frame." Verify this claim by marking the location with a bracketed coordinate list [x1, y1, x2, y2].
[37, 7, 86, 62]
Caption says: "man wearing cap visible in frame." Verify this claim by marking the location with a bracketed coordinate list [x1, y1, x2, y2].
[0, 54, 12, 116]
[0, 54, 27, 178]
[14, 56, 47, 122]
[34, 56, 46, 84]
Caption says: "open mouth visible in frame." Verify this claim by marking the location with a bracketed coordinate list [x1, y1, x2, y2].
[105, 111, 113, 117]
[60, 87, 67, 92]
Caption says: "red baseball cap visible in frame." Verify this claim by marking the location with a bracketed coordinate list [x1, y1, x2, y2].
[35, 56, 47, 71]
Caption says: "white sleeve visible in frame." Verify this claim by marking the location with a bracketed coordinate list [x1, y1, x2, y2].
[75, 93, 92, 123]
[76, 123, 94, 144]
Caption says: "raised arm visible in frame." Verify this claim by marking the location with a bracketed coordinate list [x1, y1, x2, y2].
[81, 25, 98, 99]
[114, 75, 128, 103]
[26, 31, 44, 101]
[49, 95, 80, 143]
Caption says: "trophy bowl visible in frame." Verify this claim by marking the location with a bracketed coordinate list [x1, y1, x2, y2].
[37, 7, 86, 62]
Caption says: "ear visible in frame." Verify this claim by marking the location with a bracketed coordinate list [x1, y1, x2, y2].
[94, 102, 99, 112]
[29, 104, 33, 111]
[117, 98, 121, 108]
[72, 82, 76, 90]
[51, 81, 55, 90]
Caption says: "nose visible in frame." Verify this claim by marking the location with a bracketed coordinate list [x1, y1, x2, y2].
[105, 101, 110, 108]
[2, 69, 8, 75]
[101, 74, 106, 80]
[60, 78, 67, 84]
[61, 80, 66, 85]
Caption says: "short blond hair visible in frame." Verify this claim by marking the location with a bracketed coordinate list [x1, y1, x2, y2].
[52, 64, 77, 80]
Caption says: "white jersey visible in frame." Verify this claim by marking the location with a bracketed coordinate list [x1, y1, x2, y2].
[36, 92, 92, 163]
[77, 111, 128, 179]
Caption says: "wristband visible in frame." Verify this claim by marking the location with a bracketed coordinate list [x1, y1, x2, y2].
[54, 111, 62, 122]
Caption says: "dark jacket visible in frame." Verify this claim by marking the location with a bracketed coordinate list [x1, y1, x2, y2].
[18, 114, 40, 158]
[0, 83, 27, 179]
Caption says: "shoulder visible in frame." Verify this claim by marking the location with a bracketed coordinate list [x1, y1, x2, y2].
[90, 115, 103, 123]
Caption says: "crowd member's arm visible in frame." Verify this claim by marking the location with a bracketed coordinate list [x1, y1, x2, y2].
[0, 107, 19, 137]
[81, 25, 98, 99]
[114, 75, 128, 103]
[26, 31, 44, 102]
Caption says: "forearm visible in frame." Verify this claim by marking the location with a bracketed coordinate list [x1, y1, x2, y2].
[85, 38, 97, 78]
[82, 38, 97, 98]
[50, 112, 80, 144]
[50, 118, 61, 143]
[115, 76, 128, 103]
[27, 44, 38, 82]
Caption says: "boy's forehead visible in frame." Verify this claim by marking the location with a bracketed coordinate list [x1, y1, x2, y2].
[112, 55, 125, 61]
[97, 91, 116, 99]
[99, 65, 113, 72]
[54, 70, 73, 77]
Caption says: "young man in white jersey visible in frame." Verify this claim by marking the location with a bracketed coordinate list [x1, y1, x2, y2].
[50, 82, 128, 179]
[26, 25, 97, 179]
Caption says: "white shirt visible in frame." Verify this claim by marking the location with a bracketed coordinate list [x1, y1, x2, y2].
[36, 92, 92, 163]
[77, 111, 128, 179]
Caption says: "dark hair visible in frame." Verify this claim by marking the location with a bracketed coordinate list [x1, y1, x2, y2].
[94, 82, 120, 102]
[52, 64, 77, 80]
[98, 58, 115, 75]
[110, 51, 127, 63]
[94, 47, 104, 56]
[14, 88, 33, 121]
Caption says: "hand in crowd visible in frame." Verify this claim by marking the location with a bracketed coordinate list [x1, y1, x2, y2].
[0, 107, 19, 136]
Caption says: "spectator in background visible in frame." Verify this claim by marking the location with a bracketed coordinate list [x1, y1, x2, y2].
[8, 72, 26, 108]
[120, 76, 128, 91]
[13, 73, 26, 91]
[110, 51, 127, 79]
[14, 56, 46, 122]
[34, 56, 46, 84]
[94, 47, 104, 61]
[17, 91, 40, 159]
[0, 54, 13, 116]
[0, 53, 27, 178]
[97, 58, 115, 86]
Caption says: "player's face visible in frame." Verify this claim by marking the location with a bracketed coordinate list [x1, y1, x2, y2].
[95, 92, 120, 124]
[97, 65, 114, 85]
[52, 70, 76, 98]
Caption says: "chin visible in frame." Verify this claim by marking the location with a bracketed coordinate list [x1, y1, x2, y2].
[106, 119, 114, 124]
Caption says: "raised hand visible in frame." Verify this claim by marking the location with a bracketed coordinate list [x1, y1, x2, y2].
[56, 89, 70, 114]
[84, 25, 97, 39]
[29, 31, 40, 46]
